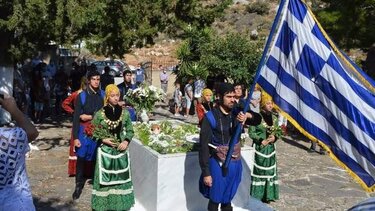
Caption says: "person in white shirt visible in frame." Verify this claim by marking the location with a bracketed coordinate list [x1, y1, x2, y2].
[173, 82, 183, 116]
[184, 78, 194, 117]
[194, 77, 206, 100]
[193, 77, 206, 114]
[159, 65, 169, 102]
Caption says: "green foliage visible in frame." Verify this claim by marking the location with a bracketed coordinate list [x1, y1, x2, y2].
[177, 29, 263, 87]
[133, 120, 199, 154]
[178, 62, 209, 81]
[160, 121, 174, 134]
[172, 0, 232, 34]
[177, 26, 213, 62]
[314, 0, 375, 49]
[246, 1, 270, 15]
[3, 0, 56, 61]
[133, 123, 151, 145]
[0, 0, 231, 62]
[176, 26, 212, 82]
[201, 33, 263, 87]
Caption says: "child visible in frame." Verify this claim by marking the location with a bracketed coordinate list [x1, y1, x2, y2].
[173, 82, 183, 116]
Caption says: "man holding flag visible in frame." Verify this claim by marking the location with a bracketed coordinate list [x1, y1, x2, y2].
[199, 83, 261, 211]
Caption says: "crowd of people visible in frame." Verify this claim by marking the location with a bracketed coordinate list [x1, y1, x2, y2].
[0, 58, 328, 211]
[13, 59, 88, 124]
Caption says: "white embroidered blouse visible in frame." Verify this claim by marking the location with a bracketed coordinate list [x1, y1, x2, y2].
[0, 127, 35, 210]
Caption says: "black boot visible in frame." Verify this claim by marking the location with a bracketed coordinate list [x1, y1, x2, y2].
[72, 183, 84, 200]
[73, 158, 86, 200]
[221, 203, 233, 211]
[72, 180, 85, 200]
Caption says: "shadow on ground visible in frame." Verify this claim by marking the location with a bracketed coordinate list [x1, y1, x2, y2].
[33, 137, 69, 150]
[34, 197, 76, 211]
[281, 136, 310, 151]
[36, 115, 72, 129]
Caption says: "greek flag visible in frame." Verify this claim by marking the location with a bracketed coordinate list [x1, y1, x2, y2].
[256, 0, 375, 192]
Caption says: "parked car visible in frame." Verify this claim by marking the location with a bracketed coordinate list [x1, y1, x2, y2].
[111, 59, 131, 75]
[91, 60, 130, 77]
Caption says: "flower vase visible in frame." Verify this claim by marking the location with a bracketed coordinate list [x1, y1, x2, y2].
[139, 109, 149, 123]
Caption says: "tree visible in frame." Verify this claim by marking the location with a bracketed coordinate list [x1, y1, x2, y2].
[0, 0, 232, 63]
[0, 0, 56, 63]
[176, 28, 263, 87]
[84, 0, 231, 58]
[313, 0, 375, 50]
[176, 26, 212, 81]
[201, 33, 262, 87]
[0, 1, 14, 65]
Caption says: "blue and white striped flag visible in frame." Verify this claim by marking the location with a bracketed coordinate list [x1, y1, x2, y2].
[257, 0, 375, 192]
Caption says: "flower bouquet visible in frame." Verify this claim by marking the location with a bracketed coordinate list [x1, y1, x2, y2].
[124, 84, 165, 112]
[262, 122, 283, 138]
[133, 120, 199, 154]
[84, 122, 121, 147]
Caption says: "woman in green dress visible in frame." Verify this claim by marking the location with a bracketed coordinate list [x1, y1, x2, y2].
[91, 84, 135, 210]
[249, 93, 282, 203]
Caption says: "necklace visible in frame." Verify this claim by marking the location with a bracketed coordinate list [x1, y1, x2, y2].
[102, 109, 124, 130]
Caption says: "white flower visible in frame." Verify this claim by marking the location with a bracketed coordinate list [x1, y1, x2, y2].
[149, 85, 157, 92]
[149, 135, 159, 145]
[159, 140, 170, 148]
[124, 84, 165, 111]
[241, 133, 249, 140]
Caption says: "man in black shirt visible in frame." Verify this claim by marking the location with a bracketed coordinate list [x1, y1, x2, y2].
[199, 83, 261, 211]
[117, 70, 137, 121]
[72, 70, 104, 200]
[100, 66, 114, 90]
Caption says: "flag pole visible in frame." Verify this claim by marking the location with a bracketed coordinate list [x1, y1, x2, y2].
[222, 0, 288, 176]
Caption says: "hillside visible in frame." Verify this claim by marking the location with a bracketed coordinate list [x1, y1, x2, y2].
[124, 0, 278, 69]
[123, 0, 372, 76]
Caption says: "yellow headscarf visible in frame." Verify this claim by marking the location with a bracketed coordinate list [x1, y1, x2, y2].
[104, 84, 120, 105]
[202, 88, 213, 97]
[261, 92, 273, 108]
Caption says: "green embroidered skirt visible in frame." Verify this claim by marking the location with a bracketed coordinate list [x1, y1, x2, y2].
[92, 145, 135, 211]
[250, 143, 279, 202]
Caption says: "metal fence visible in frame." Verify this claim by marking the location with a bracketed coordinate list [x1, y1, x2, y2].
[140, 58, 179, 85]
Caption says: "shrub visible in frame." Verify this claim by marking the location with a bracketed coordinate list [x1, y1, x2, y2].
[246, 1, 270, 15]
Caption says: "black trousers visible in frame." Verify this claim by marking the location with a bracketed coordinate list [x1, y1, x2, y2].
[75, 157, 95, 186]
[208, 200, 233, 211]
[75, 157, 87, 188]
